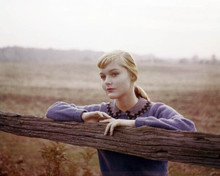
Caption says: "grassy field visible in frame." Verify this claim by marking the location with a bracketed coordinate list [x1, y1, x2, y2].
[0, 60, 220, 175]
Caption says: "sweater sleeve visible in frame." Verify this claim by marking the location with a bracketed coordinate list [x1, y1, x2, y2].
[135, 102, 196, 131]
[46, 101, 103, 122]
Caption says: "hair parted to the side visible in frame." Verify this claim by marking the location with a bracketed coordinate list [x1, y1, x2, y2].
[97, 50, 150, 101]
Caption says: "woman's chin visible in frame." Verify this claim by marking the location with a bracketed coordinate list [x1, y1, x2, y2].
[107, 93, 118, 99]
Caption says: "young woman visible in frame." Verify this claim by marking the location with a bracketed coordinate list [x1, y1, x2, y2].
[46, 50, 196, 176]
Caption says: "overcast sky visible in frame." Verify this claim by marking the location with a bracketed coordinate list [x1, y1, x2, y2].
[0, 0, 219, 58]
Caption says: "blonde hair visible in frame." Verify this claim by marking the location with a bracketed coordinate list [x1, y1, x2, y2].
[97, 50, 150, 101]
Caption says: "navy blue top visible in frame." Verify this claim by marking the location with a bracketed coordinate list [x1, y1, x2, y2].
[46, 98, 196, 176]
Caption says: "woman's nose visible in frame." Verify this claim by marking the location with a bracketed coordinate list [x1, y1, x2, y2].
[105, 77, 112, 85]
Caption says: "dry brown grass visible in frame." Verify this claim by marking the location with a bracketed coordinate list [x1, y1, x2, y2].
[0, 60, 219, 175]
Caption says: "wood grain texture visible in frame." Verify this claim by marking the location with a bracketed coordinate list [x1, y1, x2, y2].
[0, 111, 219, 169]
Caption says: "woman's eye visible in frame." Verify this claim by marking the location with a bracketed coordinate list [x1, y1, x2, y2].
[100, 75, 106, 80]
[112, 72, 119, 77]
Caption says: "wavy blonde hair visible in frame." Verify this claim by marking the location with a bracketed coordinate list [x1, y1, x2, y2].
[97, 50, 150, 101]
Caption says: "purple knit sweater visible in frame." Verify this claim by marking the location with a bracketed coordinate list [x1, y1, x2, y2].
[46, 98, 196, 176]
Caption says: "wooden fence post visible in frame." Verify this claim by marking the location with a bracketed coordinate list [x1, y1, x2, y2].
[0, 111, 219, 169]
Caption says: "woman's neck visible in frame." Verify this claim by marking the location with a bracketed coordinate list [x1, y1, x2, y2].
[115, 91, 138, 112]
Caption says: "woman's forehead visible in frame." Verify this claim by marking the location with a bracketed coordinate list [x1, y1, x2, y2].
[99, 61, 125, 73]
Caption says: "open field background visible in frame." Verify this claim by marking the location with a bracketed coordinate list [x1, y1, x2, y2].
[0, 60, 220, 175]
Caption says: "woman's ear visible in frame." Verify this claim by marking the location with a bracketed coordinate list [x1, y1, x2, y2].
[128, 71, 136, 82]
[130, 74, 136, 82]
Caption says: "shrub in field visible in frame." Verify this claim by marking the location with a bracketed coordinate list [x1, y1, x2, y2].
[80, 148, 96, 176]
[40, 143, 97, 176]
[0, 151, 25, 176]
[40, 142, 68, 176]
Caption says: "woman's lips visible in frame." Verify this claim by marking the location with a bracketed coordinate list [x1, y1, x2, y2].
[106, 88, 115, 93]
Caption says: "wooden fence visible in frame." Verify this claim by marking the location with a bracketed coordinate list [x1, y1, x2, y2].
[0, 111, 219, 169]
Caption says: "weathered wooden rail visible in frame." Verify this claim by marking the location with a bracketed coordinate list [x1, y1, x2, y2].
[0, 111, 219, 169]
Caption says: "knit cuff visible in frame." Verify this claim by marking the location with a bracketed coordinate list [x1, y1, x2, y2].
[74, 109, 87, 122]
[135, 118, 144, 128]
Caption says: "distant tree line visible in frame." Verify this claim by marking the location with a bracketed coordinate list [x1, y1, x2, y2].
[0, 46, 103, 61]
[0, 46, 158, 62]
[0, 46, 218, 64]
[179, 54, 219, 65]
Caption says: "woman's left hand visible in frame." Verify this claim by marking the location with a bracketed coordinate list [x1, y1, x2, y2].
[100, 119, 135, 136]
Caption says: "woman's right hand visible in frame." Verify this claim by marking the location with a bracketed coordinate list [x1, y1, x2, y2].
[81, 111, 112, 123]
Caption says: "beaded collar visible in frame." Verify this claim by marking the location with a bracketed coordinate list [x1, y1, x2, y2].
[107, 98, 151, 120]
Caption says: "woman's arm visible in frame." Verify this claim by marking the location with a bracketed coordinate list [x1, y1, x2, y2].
[135, 103, 196, 131]
[101, 102, 196, 136]
[46, 101, 111, 122]
[100, 102, 196, 136]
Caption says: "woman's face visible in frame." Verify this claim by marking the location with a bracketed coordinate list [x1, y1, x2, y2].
[99, 61, 134, 100]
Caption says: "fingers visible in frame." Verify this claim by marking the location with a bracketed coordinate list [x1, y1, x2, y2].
[100, 118, 115, 136]
[84, 111, 117, 136]
[83, 111, 112, 123]
[97, 112, 103, 119]
[101, 119, 134, 136]
[104, 122, 111, 136]
[102, 112, 112, 119]
[109, 122, 117, 136]
[103, 120, 118, 136]
[96, 112, 112, 121]
[99, 119, 113, 123]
